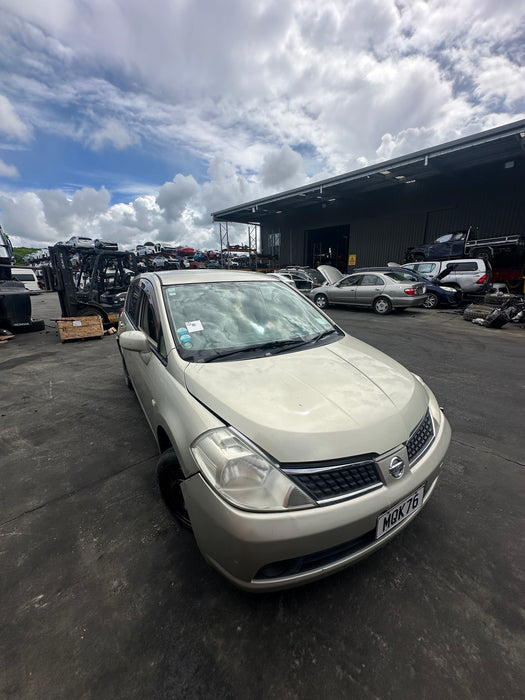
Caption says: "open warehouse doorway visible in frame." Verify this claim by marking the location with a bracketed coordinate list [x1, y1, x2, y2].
[305, 225, 350, 272]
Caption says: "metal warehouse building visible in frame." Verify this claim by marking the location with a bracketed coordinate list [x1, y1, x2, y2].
[211, 119, 525, 272]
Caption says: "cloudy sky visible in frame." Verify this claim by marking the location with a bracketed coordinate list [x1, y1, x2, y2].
[1, 0, 524, 251]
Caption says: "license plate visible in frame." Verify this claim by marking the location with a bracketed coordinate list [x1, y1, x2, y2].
[375, 485, 425, 540]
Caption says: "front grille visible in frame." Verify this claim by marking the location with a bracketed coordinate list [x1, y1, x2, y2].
[406, 409, 434, 464]
[282, 458, 381, 505]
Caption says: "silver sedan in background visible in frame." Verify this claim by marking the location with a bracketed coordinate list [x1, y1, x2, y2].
[308, 269, 427, 314]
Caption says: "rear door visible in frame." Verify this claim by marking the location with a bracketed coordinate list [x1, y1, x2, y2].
[354, 274, 385, 306]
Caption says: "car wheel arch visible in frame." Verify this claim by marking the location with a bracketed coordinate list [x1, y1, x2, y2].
[157, 426, 172, 454]
[157, 447, 193, 530]
[373, 295, 393, 314]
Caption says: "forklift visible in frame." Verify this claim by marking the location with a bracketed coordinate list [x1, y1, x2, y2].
[0, 225, 44, 333]
[45, 244, 137, 328]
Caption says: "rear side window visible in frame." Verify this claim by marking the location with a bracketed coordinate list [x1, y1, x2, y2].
[12, 273, 36, 281]
[385, 271, 418, 282]
[446, 262, 478, 271]
[414, 263, 437, 275]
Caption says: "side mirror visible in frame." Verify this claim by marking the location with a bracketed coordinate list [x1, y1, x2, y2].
[119, 330, 150, 353]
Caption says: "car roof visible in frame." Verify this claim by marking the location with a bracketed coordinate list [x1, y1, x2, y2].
[149, 269, 271, 285]
[353, 267, 406, 272]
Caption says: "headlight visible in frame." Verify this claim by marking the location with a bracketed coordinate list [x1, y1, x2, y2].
[440, 286, 456, 293]
[413, 374, 443, 428]
[191, 428, 315, 512]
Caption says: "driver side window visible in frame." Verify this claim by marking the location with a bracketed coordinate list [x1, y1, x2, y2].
[137, 284, 167, 360]
[340, 275, 361, 287]
[360, 274, 382, 286]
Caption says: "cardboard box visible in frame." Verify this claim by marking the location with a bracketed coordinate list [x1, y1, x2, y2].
[57, 316, 104, 342]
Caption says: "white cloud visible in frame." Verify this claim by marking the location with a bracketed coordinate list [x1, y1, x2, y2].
[260, 145, 305, 189]
[0, 191, 57, 243]
[156, 174, 200, 222]
[86, 118, 140, 152]
[0, 158, 19, 178]
[0, 95, 32, 140]
[0, 0, 524, 249]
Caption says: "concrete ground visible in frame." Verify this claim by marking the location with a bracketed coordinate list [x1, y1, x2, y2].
[1, 292, 524, 700]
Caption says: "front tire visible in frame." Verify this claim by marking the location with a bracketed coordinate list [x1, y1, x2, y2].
[373, 296, 392, 315]
[314, 293, 329, 309]
[157, 448, 192, 530]
[423, 292, 439, 309]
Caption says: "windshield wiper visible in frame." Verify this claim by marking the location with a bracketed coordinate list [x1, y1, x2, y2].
[309, 328, 339, 345]
[202, 338, 308, 363]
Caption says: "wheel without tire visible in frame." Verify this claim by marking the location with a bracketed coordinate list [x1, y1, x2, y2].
[373, 296, 392, 315]
[157, 448, 192, 530]
[314, 293, 329, 309]
[423, 292, 439, 309]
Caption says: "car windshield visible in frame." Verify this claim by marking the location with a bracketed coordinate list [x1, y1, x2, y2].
[384, 271, 419, 283]
[163, 279, 339, 362]
[304, 269, 326, 284]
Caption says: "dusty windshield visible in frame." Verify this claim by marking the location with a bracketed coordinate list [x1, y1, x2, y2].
[163, 279, 339, 362]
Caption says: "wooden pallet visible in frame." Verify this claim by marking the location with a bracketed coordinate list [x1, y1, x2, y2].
[0, 330, 14, 344]
[56, 316, 104, 342]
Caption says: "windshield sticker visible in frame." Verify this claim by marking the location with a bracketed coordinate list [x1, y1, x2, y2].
[176, 327, 187, 335]
[186, 320, 204, 332]
[180, 334, 192, 342]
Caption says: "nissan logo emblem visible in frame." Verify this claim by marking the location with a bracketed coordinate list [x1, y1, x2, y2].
[389, 456, 405, 479]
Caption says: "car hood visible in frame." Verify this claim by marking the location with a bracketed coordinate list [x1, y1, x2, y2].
[184, 337, 428, 463]
[317, 265, 344, 285]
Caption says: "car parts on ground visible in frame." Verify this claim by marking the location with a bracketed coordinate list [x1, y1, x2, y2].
[463, 295, 525, 328]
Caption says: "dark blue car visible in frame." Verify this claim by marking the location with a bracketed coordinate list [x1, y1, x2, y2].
[354, 267, 462, 308]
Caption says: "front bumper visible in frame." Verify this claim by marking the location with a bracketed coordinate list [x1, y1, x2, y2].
[183, 413, 451, 591]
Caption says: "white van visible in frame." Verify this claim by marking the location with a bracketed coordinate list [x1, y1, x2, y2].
[11, 267, 41, 292]
[402, 259, 490, 295]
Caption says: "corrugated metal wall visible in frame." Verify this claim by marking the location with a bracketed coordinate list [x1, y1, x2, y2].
[261, 178, 525, 270]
